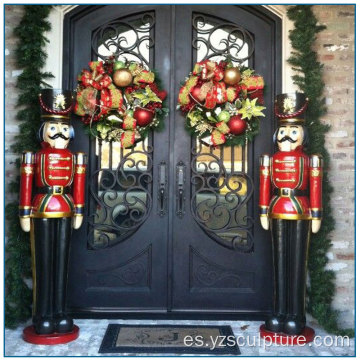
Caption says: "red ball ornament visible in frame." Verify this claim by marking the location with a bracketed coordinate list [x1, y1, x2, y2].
[190, 85, 205, 103]
[134, 107, 155, 127]
[228, 115, 247, 135]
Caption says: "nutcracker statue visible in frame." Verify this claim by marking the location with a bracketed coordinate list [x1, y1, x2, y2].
[259, 93, 322, 342]
[19, 89, 86, 344]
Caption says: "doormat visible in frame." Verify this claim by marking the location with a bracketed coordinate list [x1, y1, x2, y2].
[99, 324, 240, 355]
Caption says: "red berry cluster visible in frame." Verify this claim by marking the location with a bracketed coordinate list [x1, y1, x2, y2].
[180, 102, 195, 113]
[218, 60, 228, 71]
[146, 102, 162, 111]
[103, 56, 115, 74]
[125, 85, 138, 94]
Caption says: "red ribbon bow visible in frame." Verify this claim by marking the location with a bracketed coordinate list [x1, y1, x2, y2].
[192, 61, 227, 109]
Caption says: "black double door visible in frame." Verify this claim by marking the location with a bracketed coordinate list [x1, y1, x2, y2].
[64, 5, 281, 317]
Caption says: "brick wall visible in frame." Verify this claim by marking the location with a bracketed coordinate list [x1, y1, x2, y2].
[312, 5, 355, 328]
[4, 5, 355, 328]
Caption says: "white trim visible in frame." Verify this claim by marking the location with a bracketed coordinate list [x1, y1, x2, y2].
[61, 5, 78, 14]
[263, 5, 298, 93]
[43, 6, 78, 88]
[45, 5, 296, 92]
[43, 7, 64, 88]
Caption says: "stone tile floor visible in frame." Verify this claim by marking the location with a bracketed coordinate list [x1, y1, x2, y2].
[5, 318, 355, 357]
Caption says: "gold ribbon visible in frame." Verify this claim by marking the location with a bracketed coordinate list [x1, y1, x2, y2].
[211, 130, 226, 146]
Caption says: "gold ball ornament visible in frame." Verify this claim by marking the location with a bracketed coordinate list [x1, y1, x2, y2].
[224, 67, 241, 85]
[113, 69, 133, 87]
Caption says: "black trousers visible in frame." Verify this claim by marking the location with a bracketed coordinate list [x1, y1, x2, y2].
[31, 217, 72, 322]
[270, 219, 311, 320]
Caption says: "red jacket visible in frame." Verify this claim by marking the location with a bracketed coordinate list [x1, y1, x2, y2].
[19, 142, 86, 219]
[259, 146, 322, 220]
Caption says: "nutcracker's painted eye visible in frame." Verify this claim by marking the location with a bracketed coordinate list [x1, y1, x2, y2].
[50, 126, 56, 131]
[63, 127, 68, 132]
[292, 130, 297, 135]
[280, 130, 285, 135]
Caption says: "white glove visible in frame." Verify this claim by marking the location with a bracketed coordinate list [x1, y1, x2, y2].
[72, 215, 83, 230]
[260, 216, 269, 230]
[20, 217, 31, 232]
[311, 219, 322, 233]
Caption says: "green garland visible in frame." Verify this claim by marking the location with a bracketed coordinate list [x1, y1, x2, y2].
[5, 5, 53, 328]
[287, 5, 353, 336]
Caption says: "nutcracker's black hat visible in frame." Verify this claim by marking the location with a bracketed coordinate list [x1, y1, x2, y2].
[275, 92, 308, 126]
[39, 89, 73, 122]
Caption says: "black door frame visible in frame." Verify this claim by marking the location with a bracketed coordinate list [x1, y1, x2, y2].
[63, 5, 282, 320]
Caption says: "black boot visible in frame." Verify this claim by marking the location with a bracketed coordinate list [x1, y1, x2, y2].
[265, 314, 286, 333]
[33, 317, 55, 335]
[54, 314, 74, 333]
[283, 315, 306, 335]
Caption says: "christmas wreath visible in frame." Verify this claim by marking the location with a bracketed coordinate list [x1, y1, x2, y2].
[177, 59, 266, 146]
[74, 59, 168, 148]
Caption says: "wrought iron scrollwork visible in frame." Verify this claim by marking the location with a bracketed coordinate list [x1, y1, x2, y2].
[190, 13, 255, 252]
[192, 14, 254, 65]
[88, 11, 156, 249]
[190, 143, 254, 252]
[190, 246, 254, 290]
[92, 12, 155, 66]
[88, 141, 153, 249]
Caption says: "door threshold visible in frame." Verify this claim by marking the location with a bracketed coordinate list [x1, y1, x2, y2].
[69, 308, 270, 321]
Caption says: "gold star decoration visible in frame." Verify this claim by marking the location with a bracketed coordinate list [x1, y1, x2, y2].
[54, 94, 66, 109]
[283, 97, 295, 113]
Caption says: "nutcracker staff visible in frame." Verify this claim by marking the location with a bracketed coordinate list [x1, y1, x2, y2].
[259, 93, 323, 338]
[19, 89, 86, 343]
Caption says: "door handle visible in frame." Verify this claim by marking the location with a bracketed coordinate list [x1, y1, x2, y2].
[176, 161, 185, 218]
[158, 161, 167, 217]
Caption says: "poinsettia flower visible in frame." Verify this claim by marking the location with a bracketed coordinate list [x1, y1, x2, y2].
[132, 85, 162, 106]
[238, 98, 266, 120]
